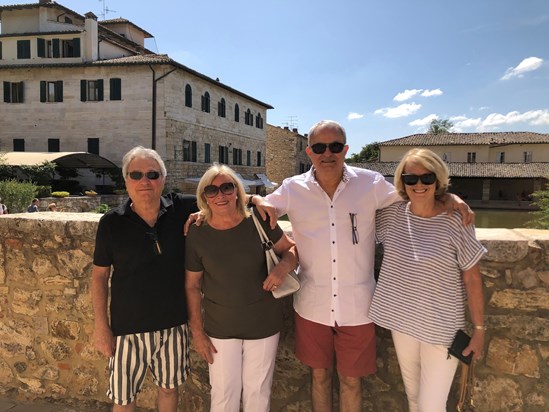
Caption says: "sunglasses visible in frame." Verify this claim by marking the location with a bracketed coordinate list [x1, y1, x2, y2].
[401, 173, 437, 186]
[204, 182, 236, 198]
[128, 171, 162, 181]
[310, 141, 345, 155]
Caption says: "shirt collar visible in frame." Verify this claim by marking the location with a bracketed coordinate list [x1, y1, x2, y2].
[115, 195, 172, 217]
[307, 164, 353, 184]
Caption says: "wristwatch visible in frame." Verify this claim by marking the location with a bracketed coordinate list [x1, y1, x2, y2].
[473, 325, 487, 331]
[247, 195, 256, 208]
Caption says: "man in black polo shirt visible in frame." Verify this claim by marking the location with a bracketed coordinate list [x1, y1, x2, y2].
[91, 146, 197, 411]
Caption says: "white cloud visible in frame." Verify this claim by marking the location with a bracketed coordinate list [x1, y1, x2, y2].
[421, 89, 443, 97]
[347, 112, 364, 120]
[393, 89, 422, 102]
[501, 57, 543, 80]
[448, 110, 549, 131]
[375, 103, 422, 118]
[409, 114, 438, 127]
[454, 117, 482, 128]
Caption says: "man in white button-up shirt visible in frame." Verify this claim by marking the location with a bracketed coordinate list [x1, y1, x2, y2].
[256, 120, 398, 411]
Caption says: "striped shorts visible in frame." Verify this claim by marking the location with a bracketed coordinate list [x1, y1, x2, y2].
[107, 324, 190, 406]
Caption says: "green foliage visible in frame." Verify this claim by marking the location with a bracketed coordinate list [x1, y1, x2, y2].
[0, 179, 38, 213]
[19, 161, 56, 185]
[427, 119, 454, 134]
[55, 166, 79, 180]
[526, 182, 549, 229]
[346, 142, 380, 163]
[91, 167, 124, 189]
[51, 191, 70, 198]
[35, 185, 52, 198]
[94, 204, 110, 214]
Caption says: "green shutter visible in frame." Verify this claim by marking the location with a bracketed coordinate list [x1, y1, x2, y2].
[18, 82, 24, 103]
[56, 81, 63, 102]
[52, 39, 60, 58]
[3, 81, 10, 103]
[37, 38, 45, 57]
[80, 80, 87, 101]
[97, 79, 104, 101]
[40, 81, 46, 102]
[110, 78, 121, 100]
[73, 38, 80, 57]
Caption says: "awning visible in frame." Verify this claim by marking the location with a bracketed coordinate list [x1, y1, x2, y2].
[1, 152, 118, 169]
[184, 172, 275, 192]
[256, 173, 278, 188]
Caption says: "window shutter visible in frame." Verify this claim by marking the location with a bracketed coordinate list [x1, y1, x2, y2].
[56, 81, 63, 102]
[73, 38, 81, 57]
[37, 38, 45, 57]
[201, 95, 205, 111]
[110, 78, 121, 100]
[3, 81, 10, 103]
[192, 141, 197, 162]
[18, 82, 24, 103]
[52, 39, 60, 58]
[97, 79, 104, 101]
[80, 80, 87, 101]
[40, 81, 47, 102]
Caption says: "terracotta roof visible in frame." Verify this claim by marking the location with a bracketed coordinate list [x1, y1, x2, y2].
[350, 162, 549, 179]
[380, 132, 549, 146]
[99, 18, 153, 38]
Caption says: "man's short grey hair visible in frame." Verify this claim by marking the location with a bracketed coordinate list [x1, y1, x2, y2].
[122, 146, 167, 179]
[308, 120, 347, 145]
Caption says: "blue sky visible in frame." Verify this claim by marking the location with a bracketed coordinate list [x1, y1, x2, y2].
[28, 0, 549, 155]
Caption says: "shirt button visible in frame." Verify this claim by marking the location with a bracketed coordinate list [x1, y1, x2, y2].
[332, 241, 335, 244]
[332, 223, 335, 226]
[331, 309, 334, 312]
[333, 294, 337, 297]
[333, 277, 336, 280]
[333, 259, 336, 262]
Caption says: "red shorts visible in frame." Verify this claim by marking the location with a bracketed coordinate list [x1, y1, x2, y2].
[294, 312, 376, 378]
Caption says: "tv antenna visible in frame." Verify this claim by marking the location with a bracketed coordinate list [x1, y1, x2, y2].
[282, 116, 299, 130]
[98, 0, 116, 20]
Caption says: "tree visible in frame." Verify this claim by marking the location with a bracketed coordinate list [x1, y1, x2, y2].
[526, 181, 549, 229]
[346, 142, 380, 163]
[427, 119, 454, 134]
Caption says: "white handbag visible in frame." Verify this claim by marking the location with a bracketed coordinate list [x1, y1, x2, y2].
[251, 211, 300, 299]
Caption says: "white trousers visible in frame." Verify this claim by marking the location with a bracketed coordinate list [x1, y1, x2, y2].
[392, 330, 458, 412]
[208, 333, 280, 412]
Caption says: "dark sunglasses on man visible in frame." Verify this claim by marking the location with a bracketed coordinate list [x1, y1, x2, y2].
[401, 173, 437, 186]
[204, 182, 236, 198]
[128, 171, 162, 181]
[310, 141, 346, 155]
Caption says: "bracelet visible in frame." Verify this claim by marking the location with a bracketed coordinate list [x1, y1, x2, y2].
[247, 195, 256, 208]
[473, 325, 487, 331]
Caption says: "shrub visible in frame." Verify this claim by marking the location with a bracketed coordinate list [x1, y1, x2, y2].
[94, 204, 110, 214]
[35, 185, 52, 198]
[0, 179, 38, 213]
[84, 190, 98, 196]
[51, 191, 70, 198]
[113, 189, 127, 195]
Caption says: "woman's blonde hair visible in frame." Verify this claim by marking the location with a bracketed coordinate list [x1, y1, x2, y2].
[394, 148, 450, 201]
[196, 163, 250, 223]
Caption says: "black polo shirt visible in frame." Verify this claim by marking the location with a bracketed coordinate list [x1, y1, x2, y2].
[93, 193, 197, 336]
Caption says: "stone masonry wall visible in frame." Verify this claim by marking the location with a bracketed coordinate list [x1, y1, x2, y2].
[0, 213, 547, 411]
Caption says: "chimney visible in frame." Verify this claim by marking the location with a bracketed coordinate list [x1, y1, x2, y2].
[39, 0, 51, 4]
[84, 12, 99, 62]
[292, 128, 298, 133]
[284, 126, 289, 130]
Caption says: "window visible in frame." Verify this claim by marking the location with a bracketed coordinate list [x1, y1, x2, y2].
[0, 41, 3, 59]
[50, 38, 80, 58]
[37, 38, 53, 58]
[17, 40, 31, 59]
[204, 143, 211, 163]
[40, 81, 63, 102]
[245, 109, 252, 125]
[88, 138, 99, 155]
[467, 152, 476, 163]
[110, 78, 122, 100]
[218, 145, 229, 164]
[3, 81, 24, 103]
[13, 139, 25, 152]
[257, 151, 262, 167]
[185, 84, 192, 108]
[201, 92, 210, 113]
[497, 152, 505, 163]
[218, 98, 226, 117]
[523, 151, 532, 163]
[234, 104, 239, 122]
[442, 152, 451, 162]
[48, 138, 60, 152]
[182, 140, 197, 162]
[255, 113, 264, 129]
[246, 150, 251, 166]
[232, 148, 242, 165]
[81, 79, 104, 102]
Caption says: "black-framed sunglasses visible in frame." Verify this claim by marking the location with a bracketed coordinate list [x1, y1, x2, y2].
[401, 173, 437, 186]
[204, 182, 236, 198]
[310, 141, 346, 155]
[127, 171, 162, 181]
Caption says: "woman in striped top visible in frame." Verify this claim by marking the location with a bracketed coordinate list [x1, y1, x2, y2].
[369, 148, 486, 412]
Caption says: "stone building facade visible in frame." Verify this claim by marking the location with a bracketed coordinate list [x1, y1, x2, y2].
[0, 1, 272, 192]
[0, 212, 547, 411]
[266, 124, 310, 185]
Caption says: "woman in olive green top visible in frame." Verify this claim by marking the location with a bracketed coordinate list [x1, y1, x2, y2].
[185, 164, 298, 412]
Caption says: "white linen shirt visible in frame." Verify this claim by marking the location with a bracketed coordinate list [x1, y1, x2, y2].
[266, 164, 398, 326]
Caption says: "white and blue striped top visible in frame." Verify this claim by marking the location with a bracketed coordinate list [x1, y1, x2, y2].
[368, 201, 486, 347]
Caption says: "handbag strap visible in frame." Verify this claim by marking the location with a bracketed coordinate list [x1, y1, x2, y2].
[251, 210, 279, 263]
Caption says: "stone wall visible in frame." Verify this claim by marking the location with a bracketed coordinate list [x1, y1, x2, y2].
[0, 214, 547, 411]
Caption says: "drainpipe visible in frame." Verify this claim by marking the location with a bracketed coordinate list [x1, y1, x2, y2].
[149, 65, 176, 150]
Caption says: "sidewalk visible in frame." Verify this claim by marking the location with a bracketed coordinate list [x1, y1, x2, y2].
[0, 397, 111, 412]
